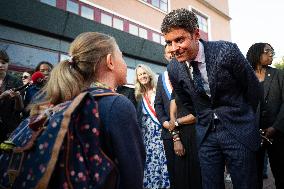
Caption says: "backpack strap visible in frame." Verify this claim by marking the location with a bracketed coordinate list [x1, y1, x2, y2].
[35, 90, 117, 189]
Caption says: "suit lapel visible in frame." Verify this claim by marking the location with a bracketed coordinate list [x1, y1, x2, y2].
[263, 67, 275, 99]
[202, 41, 217, 102]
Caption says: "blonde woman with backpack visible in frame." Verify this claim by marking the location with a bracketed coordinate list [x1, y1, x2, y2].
[0, 32, 145, 189]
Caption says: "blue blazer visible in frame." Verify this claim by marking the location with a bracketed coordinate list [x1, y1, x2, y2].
[154, 74, 172, 139]
[168, 40, 262, 151]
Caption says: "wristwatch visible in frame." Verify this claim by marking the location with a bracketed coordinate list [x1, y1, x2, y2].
[174, 120, 179, 127]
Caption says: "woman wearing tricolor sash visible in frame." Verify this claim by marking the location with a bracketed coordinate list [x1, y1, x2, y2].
[135, 64, 170, 189]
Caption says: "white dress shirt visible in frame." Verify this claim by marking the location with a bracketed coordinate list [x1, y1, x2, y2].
[186, 41, 211, 97]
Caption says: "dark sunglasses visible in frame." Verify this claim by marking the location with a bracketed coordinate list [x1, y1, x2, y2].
[22, 75, 29, 79]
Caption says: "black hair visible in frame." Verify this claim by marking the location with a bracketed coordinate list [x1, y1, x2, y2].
[161, 8, 199, 34]
[246, 43, 273, 70]
[34, 61, 54, 72]
[0, 49, 9, 63]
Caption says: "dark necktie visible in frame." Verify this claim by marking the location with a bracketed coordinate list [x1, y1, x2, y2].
[191, 61, 205, 94]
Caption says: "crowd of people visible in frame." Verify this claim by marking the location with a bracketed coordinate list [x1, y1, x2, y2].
[0, 8, 283, 189]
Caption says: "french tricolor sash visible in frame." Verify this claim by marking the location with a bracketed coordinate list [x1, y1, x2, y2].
[142, 95, 160, 125]
[162, 71, 173, 100]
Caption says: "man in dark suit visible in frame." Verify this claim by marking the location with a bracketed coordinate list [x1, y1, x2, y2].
[161, 8, 261, 189]
[154, 71, 175, 188]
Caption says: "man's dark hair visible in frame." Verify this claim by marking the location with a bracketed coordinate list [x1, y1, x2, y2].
[34, 61, 54, 72]
[0, 49, 9, 63]
[161, 8, 199, 34]
[246, 43, 273, 70]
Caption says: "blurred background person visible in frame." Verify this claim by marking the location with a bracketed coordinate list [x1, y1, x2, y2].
[20, 71, 32, 117]
[0, 49, 22, 143]
[22, 61, 54, 117]
[21, 71, 31, 85]
[247, 42, 284, 189]
[135, 64, 170, 189]
[24, 71, 45, 106]
[34, 61, 53, 80]
[22, 71, 46, 118]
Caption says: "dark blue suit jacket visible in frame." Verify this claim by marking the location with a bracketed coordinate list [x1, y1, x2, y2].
[154, 73, 172, 139]
[168, 40, 262, 151]
[260, 67, 284, 133]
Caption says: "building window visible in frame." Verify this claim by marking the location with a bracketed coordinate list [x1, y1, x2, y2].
[143, 0, 168, 12]
[152, 0, 159, 8]
[0, 41, 58, 71]
[152, 32, 160, 43]
[139, 28, 148, 39]
[40, 0, 56, 7]
[160, 0, 168, 12]
[160, 35, 165, 45]
[113, 17, 124, 31]
[129, 24, 138, 36]
[66, 0, 79, 14]
[60, 53, 70, 62]
[101, 12, 112, 27]
[197, 15, 208, 33]
[194, 11, 208, 33]
[192, 9, 209, 40]
[127, 68, 135, 84]
[56, 0, 165, 43]
[81, 5, 94, 20]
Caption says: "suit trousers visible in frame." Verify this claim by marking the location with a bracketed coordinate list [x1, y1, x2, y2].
[267, 132, 284, 188]
[198, 120, 258, 189]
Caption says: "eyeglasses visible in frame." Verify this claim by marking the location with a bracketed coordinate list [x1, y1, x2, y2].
[263, 49, 275, 56]
[22, 75, 29, 79]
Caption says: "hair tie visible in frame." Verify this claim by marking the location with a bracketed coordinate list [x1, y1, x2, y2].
[67, 56, 75, 68]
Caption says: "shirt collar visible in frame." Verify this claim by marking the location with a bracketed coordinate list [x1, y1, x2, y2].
[194, 41, 205, 63]
[186, 41, 205, 67]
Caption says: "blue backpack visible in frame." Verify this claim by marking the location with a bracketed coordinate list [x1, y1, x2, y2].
[0, 87, 118, 189]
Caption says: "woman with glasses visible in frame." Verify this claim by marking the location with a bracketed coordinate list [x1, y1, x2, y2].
[21, 72, 31, 85]
[246, 43, 284, 189]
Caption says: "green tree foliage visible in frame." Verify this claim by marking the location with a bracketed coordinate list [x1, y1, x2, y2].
[274, 57, 284, 70]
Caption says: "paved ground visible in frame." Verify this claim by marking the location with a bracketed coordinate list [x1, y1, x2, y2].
[225, 164, 276, 189]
